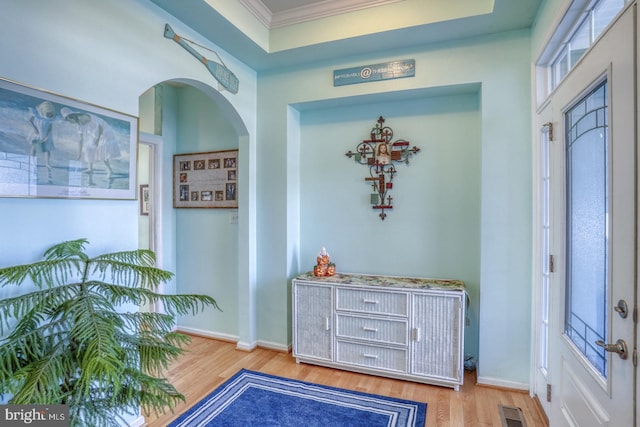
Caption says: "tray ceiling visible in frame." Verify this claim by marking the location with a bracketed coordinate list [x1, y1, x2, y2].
[150, 0, 541, 70]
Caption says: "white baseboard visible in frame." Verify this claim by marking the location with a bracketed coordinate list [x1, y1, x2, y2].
[236, 340, 257, 351]
[177, 326, 239, 343]
[127, 415, 145, 427]
[231, 339, 291, 352]
[176, 327, 290, 353]
[256, 340, 290, 352]
[476, 375, 530, 391]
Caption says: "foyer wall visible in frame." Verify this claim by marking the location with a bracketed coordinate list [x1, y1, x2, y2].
[299, 94, 481, 358]
[0, 0, 538, 395]
[0, 0, 257, 421]
[257, 30, 533, 387]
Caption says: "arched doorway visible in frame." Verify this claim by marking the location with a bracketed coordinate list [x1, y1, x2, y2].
[138, 79, 256, 349]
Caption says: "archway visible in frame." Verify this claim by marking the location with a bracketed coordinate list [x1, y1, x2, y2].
[138, 79, 256, 350]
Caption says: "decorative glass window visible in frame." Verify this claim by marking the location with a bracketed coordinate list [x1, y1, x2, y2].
[564, 81, 609, 377]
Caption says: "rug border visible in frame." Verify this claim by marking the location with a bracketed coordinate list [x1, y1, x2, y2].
[168, 368, 427, 426]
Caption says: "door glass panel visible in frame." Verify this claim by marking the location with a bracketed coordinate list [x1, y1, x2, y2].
[564, 81, 608, 377]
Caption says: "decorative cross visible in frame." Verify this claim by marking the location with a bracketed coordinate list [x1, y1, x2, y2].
[345, 116, 420, 220]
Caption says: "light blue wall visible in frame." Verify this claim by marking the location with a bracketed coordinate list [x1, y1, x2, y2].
[0, 0, 257, 274]
[0, 0, 257, 422]
[0, 0, 544, 395]
[299, 95, 481, 357]
[257, 30, 533, 386]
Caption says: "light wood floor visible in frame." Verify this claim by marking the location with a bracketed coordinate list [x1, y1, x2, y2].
[144, 334, 548, 427]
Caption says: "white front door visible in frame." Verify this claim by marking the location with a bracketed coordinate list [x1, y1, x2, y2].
[543, 4, 636, 426]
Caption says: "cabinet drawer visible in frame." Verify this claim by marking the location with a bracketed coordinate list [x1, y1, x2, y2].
[336, 340, 407, 372]
[336, 288, 408, 316]
[336, 314, 407, 345]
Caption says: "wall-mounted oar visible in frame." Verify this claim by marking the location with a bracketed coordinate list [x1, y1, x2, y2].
[164, 24, 239, 94]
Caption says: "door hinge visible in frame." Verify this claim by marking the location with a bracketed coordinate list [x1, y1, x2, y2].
[549, 255, 555, 273]
[546, 384, 552, 402]
[543, 122, 554, 141]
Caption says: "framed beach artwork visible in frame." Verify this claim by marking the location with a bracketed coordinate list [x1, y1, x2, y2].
[0, 77, 138, 199]
[173, 149, 238, 208]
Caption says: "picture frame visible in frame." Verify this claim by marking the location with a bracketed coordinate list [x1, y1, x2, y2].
[139, 184, 149, 216]
[173, 149, 238, 208]
[0, 77, 139, 199]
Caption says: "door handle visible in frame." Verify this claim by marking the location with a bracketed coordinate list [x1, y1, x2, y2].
[595, 339, 628, 359]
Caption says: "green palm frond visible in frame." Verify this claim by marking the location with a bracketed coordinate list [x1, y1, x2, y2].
[89, 258, 174, 290]
[119, 311, 177, 333]
[42, 238, 90, 260]
[0, 259, 82, 290]
[0, 284, 77, 332]
[94, 248, 157, 266]
[0, 239, 219, 426]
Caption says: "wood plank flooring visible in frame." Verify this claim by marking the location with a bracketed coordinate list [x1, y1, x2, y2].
[144, 335, 548, 426]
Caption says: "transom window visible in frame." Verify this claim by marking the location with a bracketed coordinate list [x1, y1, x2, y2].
[536, 0, 627, 103]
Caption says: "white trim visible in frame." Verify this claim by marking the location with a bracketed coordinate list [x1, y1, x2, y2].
[138, 131, 162, 145]
[536, 0, 593, 66]
[127, 415, 145, 427]
[177, 326, 239, 343]
[138, 133, 162, 270]
[476, 376, 530, 391]
[256, 340, 290, 352]
[271, 0, 404, 28]
[237, 340, 289, 352]
[176, 327, 290, 352]
[139, 131, 164, 313]
[240, 0, 404, 29]
[236, 340, 257, 351]
[238, 0, 272, 27]
[530, 110, 544, 398]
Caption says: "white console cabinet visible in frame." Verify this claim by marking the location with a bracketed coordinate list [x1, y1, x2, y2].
[292, 273, 466, 390]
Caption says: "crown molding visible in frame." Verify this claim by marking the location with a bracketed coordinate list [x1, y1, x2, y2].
[240, 0, 405, 29]
[239, 0, 273, 27]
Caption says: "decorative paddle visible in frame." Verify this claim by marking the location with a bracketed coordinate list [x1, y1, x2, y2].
[164, 24, 239, 94]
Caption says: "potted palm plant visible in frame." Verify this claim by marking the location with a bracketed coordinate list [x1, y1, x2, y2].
[0, 238, 219, 426]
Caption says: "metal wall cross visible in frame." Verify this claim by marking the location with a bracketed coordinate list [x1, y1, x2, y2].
[345, 116, 420, 220]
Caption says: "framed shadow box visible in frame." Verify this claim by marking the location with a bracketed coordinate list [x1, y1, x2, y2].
[173, 149, 238, 208]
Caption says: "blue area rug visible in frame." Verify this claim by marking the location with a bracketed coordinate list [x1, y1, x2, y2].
[168, 369, 427, 426]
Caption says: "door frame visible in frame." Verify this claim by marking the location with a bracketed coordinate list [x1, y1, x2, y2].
[531, 2, 638, 424]
[139, 131, 163, 312]
[531, 98, 554, 419]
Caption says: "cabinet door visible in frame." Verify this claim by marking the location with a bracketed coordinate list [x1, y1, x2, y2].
[410, 292, 464, 382]
[292, 282, 333, 361]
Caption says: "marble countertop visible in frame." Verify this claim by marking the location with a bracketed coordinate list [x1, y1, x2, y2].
[294, 272, 465, 291]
